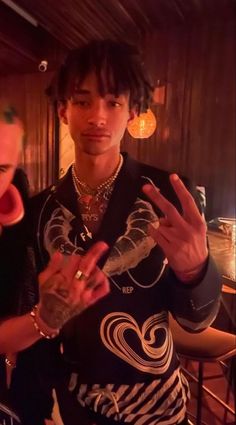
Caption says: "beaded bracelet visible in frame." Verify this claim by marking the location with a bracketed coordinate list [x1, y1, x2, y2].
[30, 305, 59, 339]
[5, 356, 16, 368]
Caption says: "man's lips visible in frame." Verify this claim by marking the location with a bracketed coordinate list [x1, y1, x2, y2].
[82, 128, 111, 138]
[82, 131, 110, 138]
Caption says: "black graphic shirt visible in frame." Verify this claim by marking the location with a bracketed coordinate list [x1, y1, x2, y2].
[0, 402, 21, 425]
[21, 154, 221, 425]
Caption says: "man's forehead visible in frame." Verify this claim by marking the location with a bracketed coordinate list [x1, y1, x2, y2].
[73, 76, 112, 93]
[72, 88, 129, 98]
[70, 71, 129, 97]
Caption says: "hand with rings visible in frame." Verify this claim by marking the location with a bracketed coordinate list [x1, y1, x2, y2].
[37, 241, 110, 331]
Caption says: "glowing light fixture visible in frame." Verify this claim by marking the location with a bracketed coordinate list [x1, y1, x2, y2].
[1, 0, 38, 26]
[127, 108, 157, 139]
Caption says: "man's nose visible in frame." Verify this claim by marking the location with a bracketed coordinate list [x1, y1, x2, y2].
[87, 101, 107, 127]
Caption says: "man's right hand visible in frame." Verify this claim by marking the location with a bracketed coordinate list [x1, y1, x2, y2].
[37, 242, 110, 332]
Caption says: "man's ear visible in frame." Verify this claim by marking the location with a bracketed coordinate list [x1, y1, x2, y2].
[128, 109, 136, 123]
[58, 102, 68, 125]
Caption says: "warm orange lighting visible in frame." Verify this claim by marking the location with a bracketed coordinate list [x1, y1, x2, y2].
[127, 109, 157, 139]
[153, 85, 166, 105]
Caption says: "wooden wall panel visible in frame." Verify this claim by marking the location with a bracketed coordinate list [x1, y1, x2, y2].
[0, 72, 56, 194]
[123, 19, 236, 220]
[0, 16, 235, 219]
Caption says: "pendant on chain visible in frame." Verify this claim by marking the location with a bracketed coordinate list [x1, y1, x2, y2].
[78, 194, 94, 211]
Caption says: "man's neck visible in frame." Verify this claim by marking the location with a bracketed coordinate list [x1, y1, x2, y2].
[74, 149, 121, 189]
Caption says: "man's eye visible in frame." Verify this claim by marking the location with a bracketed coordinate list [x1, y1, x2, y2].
[71, 99, 90, 107]
[108, 101, 122, 108]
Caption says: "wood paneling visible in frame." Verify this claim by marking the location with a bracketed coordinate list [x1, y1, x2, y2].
[0, 72, 57, 193]
[0, 5, 235, 219]
[0, 2, 64, 75]
[123, 18, 236, 220]
[1, 0, 235, 75]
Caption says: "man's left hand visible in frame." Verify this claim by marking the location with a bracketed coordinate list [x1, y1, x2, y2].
[142, 174, 208, 283]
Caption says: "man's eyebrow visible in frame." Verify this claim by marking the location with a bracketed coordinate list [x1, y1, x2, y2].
[0, 164, 13, 170]
[73, 89, 91, 95]
[73, 89, 122, 95]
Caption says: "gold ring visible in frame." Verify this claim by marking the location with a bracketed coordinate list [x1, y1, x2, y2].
[75, 269, 88, 281]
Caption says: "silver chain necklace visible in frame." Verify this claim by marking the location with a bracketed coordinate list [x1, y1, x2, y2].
[72, 154, 123, 195]
[72, 154, 123, 211]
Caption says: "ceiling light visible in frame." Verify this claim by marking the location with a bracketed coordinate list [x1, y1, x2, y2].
[1, 0, 38, 26]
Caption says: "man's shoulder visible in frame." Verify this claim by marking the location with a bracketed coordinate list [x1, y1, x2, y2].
[136, 160, 191, 192]
[129, 157, 195, 213]
[29, 167, 72, 210]
[29, 184, 54, 209]
[139, 161, 169, 179]
[125, 154, 168, 179]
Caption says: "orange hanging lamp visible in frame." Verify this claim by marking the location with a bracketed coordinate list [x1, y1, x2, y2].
[127, 108, 157, 139]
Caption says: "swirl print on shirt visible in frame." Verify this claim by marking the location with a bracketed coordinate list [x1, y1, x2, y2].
[100, 311, 173, 375]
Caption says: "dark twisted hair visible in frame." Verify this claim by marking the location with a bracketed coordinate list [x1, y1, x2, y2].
[46, 40, 153, 114]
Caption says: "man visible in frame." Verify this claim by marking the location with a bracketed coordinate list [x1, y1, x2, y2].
[0, 106, 109, 425]
[0, 104, 24, 425]
[14, 40, 221, 425]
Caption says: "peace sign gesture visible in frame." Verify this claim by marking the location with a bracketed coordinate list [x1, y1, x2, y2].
[142, 174, 208, 283]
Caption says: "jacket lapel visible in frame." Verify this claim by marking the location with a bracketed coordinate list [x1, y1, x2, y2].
[53, 154, 143, 266]
[94, 153, 143, 267]
[53, 167, 90, 251]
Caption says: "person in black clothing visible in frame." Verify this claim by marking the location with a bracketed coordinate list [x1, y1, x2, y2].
[8, 40, 222, 425]
[0, 107, 109, 425]
[0, 107, 26, 424]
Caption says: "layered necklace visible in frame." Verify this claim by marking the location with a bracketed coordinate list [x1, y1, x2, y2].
[72, 155, 123, 223]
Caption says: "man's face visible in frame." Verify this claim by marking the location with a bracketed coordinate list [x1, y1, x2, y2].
[58, 72, 134, 156]
[0, 118, 22, 199]
[0, 117, 23, 234]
